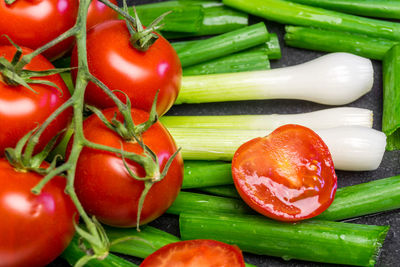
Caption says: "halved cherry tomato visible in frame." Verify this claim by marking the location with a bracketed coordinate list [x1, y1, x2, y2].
[0, 158, 77, 267]
[232, 124, 337, 222]
[87, 0, 118, 30]
[0, 45, 72, 155]
[71, 20, 182, 116]
[72, 107, 183, 227]
[140, 239, 245, 267]
[0, 0, 78, 60]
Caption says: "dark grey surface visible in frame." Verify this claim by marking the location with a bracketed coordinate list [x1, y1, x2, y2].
[50, 1, 400, 266]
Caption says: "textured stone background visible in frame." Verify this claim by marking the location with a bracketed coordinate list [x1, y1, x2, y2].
[50, 1, 400, 266]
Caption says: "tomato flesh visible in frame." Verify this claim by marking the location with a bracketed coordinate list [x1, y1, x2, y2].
[0, 0, 78, 60]
[86, 0, 118, 30]
[0, 159, 77, 267]
[71, 20, 182, 116]
[0, 45, 72, 155]
[232, 124, 337, 221]
[140, 239, 245, 267]
[72, 108, 183, 227]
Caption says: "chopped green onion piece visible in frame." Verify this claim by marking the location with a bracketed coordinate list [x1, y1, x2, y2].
[382, 44, 400, 151]
[223, 0, 400, 41]
[61, 235, 138, 267]
[180, 213, 389, 266]
[168, 126, 386, 171]
[130, 1, 204, 33]
[183, 160, 232, 188]
[177, 53, 373, 105]
[161, 107, 373, 130]
[174, 22, 269, 67]
[285, 26, 397, 60]
[289, 0, 400, 20]
[163, 4, 248, 39]
[197, 185, 241, 199]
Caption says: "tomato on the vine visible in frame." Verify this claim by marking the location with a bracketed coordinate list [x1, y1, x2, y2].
[0, 45, 72, 155]
[0, 158, 77, 267]
[87, 0, 118, 30]
[0, 0, 78, 60]
[232, 124, 337, 222]
[140, 239, 245, 267]
[71, 20, 182, 116]
[72, 107, 183, 227]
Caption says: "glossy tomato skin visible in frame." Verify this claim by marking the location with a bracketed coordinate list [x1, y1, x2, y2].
[0, 158, 77, 267]
[0, 45, 72, 155]
[232, 124, 337, 222]
[87, 0, 118, 30]
[72, 107, 183, 227]
[71, 20, 182, 116]
[140, 239, 245, 267]
[0, 0, 78, 60]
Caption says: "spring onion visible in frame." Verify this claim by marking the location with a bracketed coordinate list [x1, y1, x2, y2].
[289, 0, 400, 20]
[382, 44, 400, 151]
[182, 160, 232, 188]
[176, 53, 373, 105]
[285, 26, 397, 61]
[197, 185, 241, 198]
[162, 4, 248, 39]
[168, 126, 387, 171]
[174, 22, 269, 67]
[180, 213, 389, 266]
[222, 0, 400, 41]
[132, 1, 204, 33]
[161, 107, 373, 130]
[61, 235, 138, 267]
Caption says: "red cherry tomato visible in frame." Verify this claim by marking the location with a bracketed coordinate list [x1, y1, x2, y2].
[140, 239, 245, 267]
[0, 45, 72, 155]
[71, 20, 182, 116]
[0, 0, 78, 60]
[0, 158, 77, 267]
[87, 0, 118, 30]
[72, 107, 183, 227]
[232, 124, 337, 222]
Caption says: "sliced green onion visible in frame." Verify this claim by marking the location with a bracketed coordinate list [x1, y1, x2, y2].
[289, 0, 400, 20]
[177, 53, 373, 105]
[61, 235, 138, 267]
[183, 160, 232, 188]
[132, 1, 204, 33]
[197, 185, 241, 199]
[161, 107, 373, 130]
[167, 191, 253, 215]
[168, 126, 387, 171]
[260, 33, 281, 60]
[382, 44, 400, 151]
[163, 4, 248, 39]
[285, 26, 397, 61]
[222, 0, 400, 41]
[182, 48, 270, 75]
[180, 213, 389, 266]
[105, 225, 180, 259]
[174, 22, 269, 67]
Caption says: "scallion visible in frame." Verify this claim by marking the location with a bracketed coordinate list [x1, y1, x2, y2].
[182, 160, 232, 188]
[176, 53, 373, 105]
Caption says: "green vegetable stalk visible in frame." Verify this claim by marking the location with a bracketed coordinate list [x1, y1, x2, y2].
[382, 44, 400, 151]
[223, 0, 400, 41]
[285, 26, 397, 60]
[180, 213, 389, 266]
[197, 185, 241, 198]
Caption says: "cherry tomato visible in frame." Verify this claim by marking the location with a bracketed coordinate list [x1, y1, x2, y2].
[0, 0, 78, 60]
[140, 239, 245, 267]
[72, 107, 183, 227]
[0, 45, 72, 155]
[87, 0, 118, 30]
[71, 20, 182, 116]
[0, 158, 77, 267]
[232, 124, 337, 222]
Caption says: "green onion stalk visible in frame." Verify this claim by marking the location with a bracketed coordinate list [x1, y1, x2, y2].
[0, 0, 175, 264]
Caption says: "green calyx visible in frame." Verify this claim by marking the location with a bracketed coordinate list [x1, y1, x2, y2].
[0, 35, 71, 94]
[4, 0, 17, 5]
[122, 2, 170, 52]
